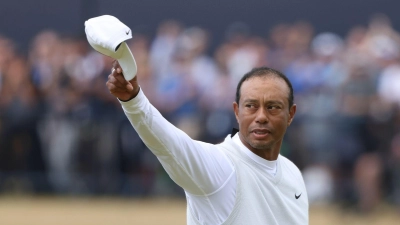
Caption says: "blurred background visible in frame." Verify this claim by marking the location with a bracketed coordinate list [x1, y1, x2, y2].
[1, 0, 400, 224]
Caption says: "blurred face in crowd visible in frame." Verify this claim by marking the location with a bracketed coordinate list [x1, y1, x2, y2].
[233, 75, 296, 160]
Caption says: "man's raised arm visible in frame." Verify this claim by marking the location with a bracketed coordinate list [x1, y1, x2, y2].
[106, 61, 234, 196]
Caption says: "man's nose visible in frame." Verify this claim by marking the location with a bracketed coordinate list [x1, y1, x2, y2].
[255, 107, 269, 124]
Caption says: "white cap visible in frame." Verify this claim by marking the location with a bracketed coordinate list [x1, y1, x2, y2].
[85, 15, 137, 80]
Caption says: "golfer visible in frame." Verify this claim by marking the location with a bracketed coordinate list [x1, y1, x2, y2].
[86, 15, 308, 225]
[107, 62, 308, 224]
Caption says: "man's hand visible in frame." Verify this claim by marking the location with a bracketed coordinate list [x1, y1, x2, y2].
[106, 60, 140, 101]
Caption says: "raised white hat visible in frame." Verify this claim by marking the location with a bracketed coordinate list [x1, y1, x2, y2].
[85, 15, 137, 80]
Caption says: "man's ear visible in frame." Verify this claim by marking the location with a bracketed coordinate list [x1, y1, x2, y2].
[288, 104, 296, 126]
[233, 101, 240, 123]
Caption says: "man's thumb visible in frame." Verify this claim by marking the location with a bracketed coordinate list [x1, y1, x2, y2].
[126, 83, 133, 91]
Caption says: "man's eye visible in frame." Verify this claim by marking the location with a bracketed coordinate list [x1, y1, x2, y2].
[246, 104, 255, 108]
[268, 105, 280, 110]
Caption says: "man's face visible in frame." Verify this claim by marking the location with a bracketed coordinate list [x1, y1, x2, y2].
[233, 76, 296, 154]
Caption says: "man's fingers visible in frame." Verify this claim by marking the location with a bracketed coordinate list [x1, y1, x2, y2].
[110, 60, 135, 94]
[126, 82, 133, 91]
[108, 73, 134, 91]
[112, 60, 120, 69]
[108, 74, 125, 88]
[107, 81, 128, 94]
[113, 70, 128, 84]
[112, 61, 122, 74]
[106, 81, 117, 93]
[111, 67, 133, 91]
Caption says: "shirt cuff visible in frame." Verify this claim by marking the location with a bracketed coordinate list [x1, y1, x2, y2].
[118, 88, 147, 114]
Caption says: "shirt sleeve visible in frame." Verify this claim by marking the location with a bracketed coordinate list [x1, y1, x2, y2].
[119, 88, 234, 196]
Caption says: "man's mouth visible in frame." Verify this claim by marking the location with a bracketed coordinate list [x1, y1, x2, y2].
[251, 129, 271, 139]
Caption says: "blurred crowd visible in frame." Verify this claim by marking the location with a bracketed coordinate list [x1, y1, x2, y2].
[1, 14, 400, 213]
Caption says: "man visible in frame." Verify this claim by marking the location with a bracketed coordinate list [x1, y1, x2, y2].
[86, 12, 307, 225]
[107, 62, 308, 224]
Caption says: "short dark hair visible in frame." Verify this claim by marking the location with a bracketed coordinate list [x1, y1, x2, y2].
[235, 67, 294, 110]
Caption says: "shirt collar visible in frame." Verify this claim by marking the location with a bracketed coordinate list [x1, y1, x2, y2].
[232, 133, 278, 173]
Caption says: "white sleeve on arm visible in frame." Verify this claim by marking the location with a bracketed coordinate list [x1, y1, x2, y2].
[119, 88, 234, 195]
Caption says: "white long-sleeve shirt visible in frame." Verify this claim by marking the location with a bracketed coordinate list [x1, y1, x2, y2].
[120, 88, 306, 225]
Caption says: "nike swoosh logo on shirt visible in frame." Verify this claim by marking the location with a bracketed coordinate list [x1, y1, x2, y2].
[295, 193, 301, 199]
